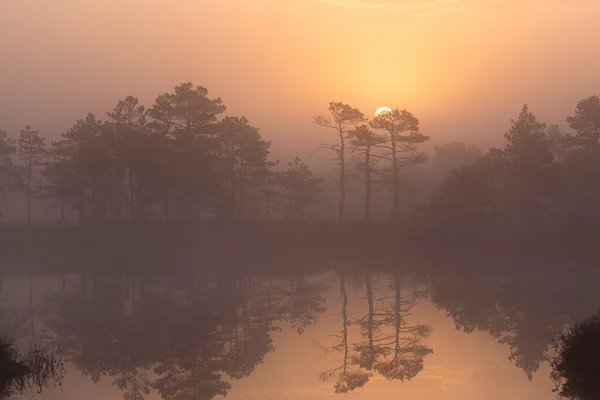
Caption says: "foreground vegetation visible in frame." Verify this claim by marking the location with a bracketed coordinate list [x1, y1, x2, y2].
[0, 337, 64, 397]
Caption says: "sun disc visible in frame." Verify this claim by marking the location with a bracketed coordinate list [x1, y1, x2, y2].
[375, 106, 392, 116]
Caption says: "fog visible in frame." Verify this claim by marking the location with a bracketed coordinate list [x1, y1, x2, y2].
[2, 0, 600, 152]
[2, 1, 600, 399]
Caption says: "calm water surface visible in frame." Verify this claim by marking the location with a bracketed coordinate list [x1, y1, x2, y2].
[2, 265, 597, 400]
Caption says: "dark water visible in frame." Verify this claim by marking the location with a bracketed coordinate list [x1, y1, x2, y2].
[2, 265, 598, 400]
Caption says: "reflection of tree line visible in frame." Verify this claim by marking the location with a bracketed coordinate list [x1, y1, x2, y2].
[3, 269, 596, 398]
[426, 270, 600, 380]
[1, 273, 330, 400]
[1, 272, 434, 398]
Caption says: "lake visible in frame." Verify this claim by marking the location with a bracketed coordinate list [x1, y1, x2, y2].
[2, 263, 598, 400]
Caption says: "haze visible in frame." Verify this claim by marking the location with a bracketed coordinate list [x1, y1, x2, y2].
[2, 2, 600, 400]
[2, 0, 599, 155]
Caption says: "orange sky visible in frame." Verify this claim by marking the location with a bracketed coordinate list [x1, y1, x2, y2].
[1, 0, 599, 158]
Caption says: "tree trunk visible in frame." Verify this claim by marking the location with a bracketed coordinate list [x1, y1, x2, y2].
[338, 128, 346, 223]
[91, 183, 97, 222]
[239, 159, 246, 220]
[340, 273, 349, 374]
[228, 142, 236, 219]
[27, 159, 32, 225]
[393, 274, 401, 359]
[365, 148, 372, 222]
[365, 274, 375, 368]
[391, 139, 399, 216]
[129, 169, 135, 220]
[77, 143, 86, 225]
[78, 186, 86, 225]
[115, 175, 122, 221]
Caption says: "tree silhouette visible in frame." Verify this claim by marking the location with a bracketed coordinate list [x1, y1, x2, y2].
[566, 95, 600, 148]
[560, 95, 600, 222]
[369, 108, 428, 219]
[430, 105, 562, 237]
[105, 95, 149, 221]
[0, 129, 20, 223]
[503, 105, 557, 230]
[148, 83, 226, 219]
[18, 125, 47, 225]
[216, 117, 274, 219]
[314, 102, 365, 223]
[40, 155, 77, 223]
[349, 125, 386, 222]
[279, 157, 323, 221]
[50, 113, 108, 223]
[0, 336, 65, 397]
[550, 309, 600, 400]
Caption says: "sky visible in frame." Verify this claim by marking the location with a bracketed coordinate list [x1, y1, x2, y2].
[1, 0, 600, 159]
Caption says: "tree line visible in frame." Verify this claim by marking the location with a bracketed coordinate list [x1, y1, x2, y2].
[0, 83, 434, 225]
[1, 83, 598, 230]
[0, 83, 324, 224]
[429, 95, 600, 238]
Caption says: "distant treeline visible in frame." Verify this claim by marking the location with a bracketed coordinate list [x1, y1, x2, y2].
[0, 83, 323, 224]
[0, 83, 599, 235]
[429, 98, 600, 239]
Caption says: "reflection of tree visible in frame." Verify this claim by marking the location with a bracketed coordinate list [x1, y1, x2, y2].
[318, 273, 432, 394]
[372, 274, 432, 381]
[0, 281, 32, 343]
[283, 273, 327, 334]
[36, 272, 299, 400]
[106, 277, 157, 400]
[352, 274, 385, 370]
[152, 278, 230, 400]
[318, 274, 371, 393]
[42, 274, 119, 383]
[220, 276, 277, 379]
[428, 271, 600, 380]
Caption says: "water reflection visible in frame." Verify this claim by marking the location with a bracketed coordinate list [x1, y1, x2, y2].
[1, 266, 599, 400]
[315, 274, 432, 394]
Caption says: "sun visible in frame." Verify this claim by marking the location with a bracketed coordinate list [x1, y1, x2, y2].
[375, 106, 392, 116]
